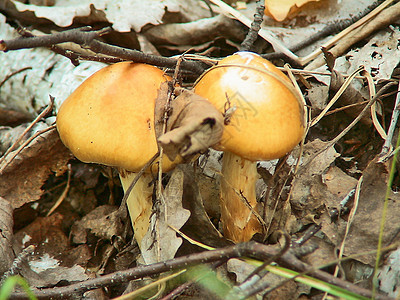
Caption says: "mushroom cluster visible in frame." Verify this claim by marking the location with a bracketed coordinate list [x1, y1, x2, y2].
[194, 51, 305, 242]
[56, 52, 304, 248]
[56, 61, 224, 250]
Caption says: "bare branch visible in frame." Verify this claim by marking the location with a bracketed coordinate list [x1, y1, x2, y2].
[10, 242, 392, 299]
[0, 26, 206, 74]
[240, 0, 265, 52]
[0, 27, 110, 51]
[88, 39, 205, 74]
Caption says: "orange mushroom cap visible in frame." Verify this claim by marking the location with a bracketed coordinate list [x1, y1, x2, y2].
[194, 52, 305, 161]
[56, 62, 178, 172]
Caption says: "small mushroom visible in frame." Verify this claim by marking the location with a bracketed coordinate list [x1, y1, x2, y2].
[56, 62, 179, 247]
[194, 52, 305, 242]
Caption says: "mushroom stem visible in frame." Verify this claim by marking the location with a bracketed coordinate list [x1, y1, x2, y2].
[220, 151, 262, 242]
[119, 171, 153, 247]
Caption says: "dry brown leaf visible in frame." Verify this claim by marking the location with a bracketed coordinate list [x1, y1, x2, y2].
[20, 256, 89, 288]
[0, 108, 31, 127]
[156, 86, 224, 161]
[322, 166, 358, 202]
[291, 139, 340, 216]
[341, 259, 373, 285]
[264, 0, 320, 21]
[60, 244, 92, 268]
[141, 168, 190, 264]
[291, 140, 360, 252]
[181, 164, 230, 248]
[13, 213, 69, 256]
[342, 157, 400, 265]
[0, 128, 73, 209]
[12, 212, 92, 288]
[0, 197, 14, 274]
[70, 205, 124, 244]
[307, 83, 329, 113]
[302, 236, 337, 268]
[326, 51, 371, 125]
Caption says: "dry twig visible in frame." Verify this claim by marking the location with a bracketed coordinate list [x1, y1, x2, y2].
[0, 245, 35, 285]
[379, 79, 400, 160]
[9, 241, 391, 299]
[227, 233, 291, 299]
[306, 0, 400, 69]
[209, 0, 299, 63]
[239, 0, 265, 52]
[0, 26, 206, 74]
[0, 97, 54, 173]
[0, 67, 32, 88]
[263, 0, 389, 60]
[299, 82, 396, 172]
[46, 164, 72, 216]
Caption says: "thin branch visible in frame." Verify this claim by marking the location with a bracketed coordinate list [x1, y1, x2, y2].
[9, 241, 391, 299]
[1, 26, 110, 51]
[1, 26, 206, 74]
[379, 79, 400, 159]
[46, 164, 72, 216]
[227, 232, 291, 299]
[298, 82, 397, 172]
[263, 242, 397, 300]
[209, 0, 299, 63]
[16, 24, 124, 65]
[240, 0, 265, 51]
[10, 242, 277, 299]
[88, 39, 205, 74]
[0, 67, 32, 88]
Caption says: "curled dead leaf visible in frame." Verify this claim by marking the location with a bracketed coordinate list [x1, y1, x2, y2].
[156, 85, 224, 161]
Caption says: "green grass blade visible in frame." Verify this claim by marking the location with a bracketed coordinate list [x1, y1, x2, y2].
[245, 259, 369, 300]
[0, 276, 37, 300]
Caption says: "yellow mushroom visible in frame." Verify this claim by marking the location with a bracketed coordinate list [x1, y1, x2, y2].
[194, 52, 305, 242]
[56, 62, 179, 247]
